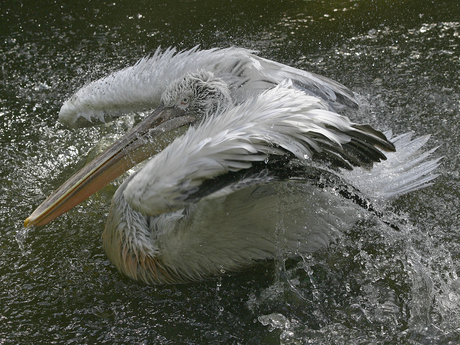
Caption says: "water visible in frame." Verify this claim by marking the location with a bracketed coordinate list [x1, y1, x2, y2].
[1, 0, 460, 343]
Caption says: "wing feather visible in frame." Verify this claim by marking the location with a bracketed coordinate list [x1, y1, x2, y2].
[124, 86, 392, 216]
[59, 47, 358, 127]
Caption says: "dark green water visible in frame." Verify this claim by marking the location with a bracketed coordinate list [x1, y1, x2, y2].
[1, 0, 460, 343]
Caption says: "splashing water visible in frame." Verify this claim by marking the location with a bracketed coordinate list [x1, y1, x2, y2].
[1, 1, 459, 344]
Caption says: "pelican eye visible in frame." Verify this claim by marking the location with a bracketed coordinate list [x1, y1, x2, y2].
[180, 97, 190, 106]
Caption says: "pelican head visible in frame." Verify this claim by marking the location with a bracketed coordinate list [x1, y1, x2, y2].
[161, 70, 232, 119]
[25, 71, 233, 228]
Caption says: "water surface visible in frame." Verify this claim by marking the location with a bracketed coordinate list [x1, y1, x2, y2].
[1, 0, 460, 343]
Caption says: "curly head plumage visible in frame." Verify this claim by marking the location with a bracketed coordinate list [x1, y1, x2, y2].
[160, 71, 232, 119]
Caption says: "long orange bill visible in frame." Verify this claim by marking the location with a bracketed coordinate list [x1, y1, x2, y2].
[25, 105, 195, 227]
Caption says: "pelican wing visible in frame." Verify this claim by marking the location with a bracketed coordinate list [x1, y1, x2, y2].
[60, 46, 211, 127]
[123, 86, 393, 217]
[242, 54, 358, 110]
[59, 47, 358, 127]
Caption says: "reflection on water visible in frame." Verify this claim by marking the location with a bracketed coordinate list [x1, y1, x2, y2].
[1, 0, 460, 343]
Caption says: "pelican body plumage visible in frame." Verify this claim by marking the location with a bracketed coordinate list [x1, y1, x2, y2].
[25, 47, 440, 284]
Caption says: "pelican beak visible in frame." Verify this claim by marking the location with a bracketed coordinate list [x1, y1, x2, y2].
[25, 105, 196, 227]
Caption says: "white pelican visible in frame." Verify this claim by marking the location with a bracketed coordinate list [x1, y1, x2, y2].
[25, 48, 440, 284]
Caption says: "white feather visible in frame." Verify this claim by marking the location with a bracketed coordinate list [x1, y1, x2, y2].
[59, 47, 357, 127]
[340, 131, 441, 201]
[124, 86, 377, 216]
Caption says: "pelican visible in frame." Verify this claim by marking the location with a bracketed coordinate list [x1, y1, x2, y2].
[25, 47, 440, 284]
